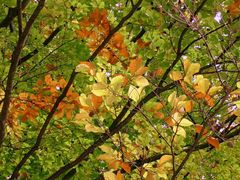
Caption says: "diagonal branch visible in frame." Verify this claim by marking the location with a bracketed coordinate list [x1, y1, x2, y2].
[18, 26, 62, 65]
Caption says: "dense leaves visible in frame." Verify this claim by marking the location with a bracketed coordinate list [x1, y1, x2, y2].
[0, 0, 240, 179]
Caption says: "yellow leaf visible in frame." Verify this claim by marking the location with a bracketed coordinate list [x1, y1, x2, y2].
[184, 62, 200, 84]
[169, 71, 183, 81]
[168, 91, 177, 106]
[92, 83, 108, 96]
[95, 71, 107, 83]
[99, 145, 114, 154]
[79, 94, 91, 107]
[128, 85, 144, 102]
[158, 155, 172, 166]
[237, 81, 240, 88]
[97, 154, 115, 161]
[173, 126, 186, 138]
[133, 76, 149, 87]
[85, 124, 104, 133]
[179, 118, 193, 126]
[103, 171, 117, 180]
[208, 86, 223, 96]
[194, 78, 210, 94]
[110, 75, 124, 90]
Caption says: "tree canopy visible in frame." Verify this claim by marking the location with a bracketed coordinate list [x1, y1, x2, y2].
[0, 0, 240, 179]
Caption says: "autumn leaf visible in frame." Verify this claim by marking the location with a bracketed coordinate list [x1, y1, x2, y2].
[169, 71, 183, 81]
[158, 155, 172, 166]
[207, 136, 220, 149]
[195, 124, 208, 135]
[179, 118, 193, 126]
[85, 124, 104, 133]
[128, 85, 144, 102]
[120, 162, 131, 173]
[116, 171, 124, 180]
[227, 0, 240, 16]
[103, 171, 117, 180]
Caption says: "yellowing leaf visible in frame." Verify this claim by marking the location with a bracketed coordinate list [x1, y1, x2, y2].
[104, 171, 117, 180]
[173, 126, 186, 138]
[168, 91, 177, 106]
[158, 155, 172, 166]
[207, 136, 220, 149]
[96, 71, 107, 83]
[85, 124, 104, 133]
[184, 62, 200, 84]
[75, 62, 95, 75]
[97, 154, 115, 161]
[128, 85, 144, 102]
[99, 145, 114, 154]
[133, 76, 149, 87]
[237, 81, 240, 88]
[92, 83, 108, 96]
[169, 71, 183, 81]
[194, 78, 210, 94]
[179, 118, 193, 126]
[208, 86, 223, 96]
[110, 75, 124, 90]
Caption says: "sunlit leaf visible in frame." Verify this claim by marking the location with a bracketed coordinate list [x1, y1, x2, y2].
[179, 118, 193, 126]
[103, 171, 117, 180]
[128, 85, 144, 102]
[173, 126, 186, 138]
[158, 155, 172, 166]
[194, 78, 210, 94]
[133, 76, 149, 87]
[169, 71, 183, 81]
[85, 124, 104, 133]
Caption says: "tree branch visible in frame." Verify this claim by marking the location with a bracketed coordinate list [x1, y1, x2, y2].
[10, 0, 143, 178]
[18, 26, 62, 65]
[0, 0, 30, 29]
[0, 0, 46, 147]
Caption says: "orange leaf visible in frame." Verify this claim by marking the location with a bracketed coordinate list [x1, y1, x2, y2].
[227, 0, 240, 16]
[120, 162, 131, 173]
[207, 136, 220, 149]
[184, 100, 193, 112]
[154, 112, 164, 119]
[91, 94, 103, 109]
[195, 124, 208, 135]
[137, 39, 151, 48]
[205, 94, 214, 107]
[116, 170, 124, 180]
[164, 117, 175, 126]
